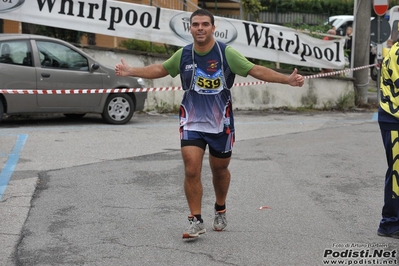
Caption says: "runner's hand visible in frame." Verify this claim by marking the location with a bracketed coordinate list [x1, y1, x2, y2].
[288, 68, 305, 87]
[115, 58, 130, 77]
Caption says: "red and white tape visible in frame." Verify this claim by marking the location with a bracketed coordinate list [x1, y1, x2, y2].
[303, 64, 376, 79]
[0, 87, 182, 95]
[0, 64, 376, 95]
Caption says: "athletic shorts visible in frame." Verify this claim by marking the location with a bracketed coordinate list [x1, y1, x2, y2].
[180, 130, 235, 158]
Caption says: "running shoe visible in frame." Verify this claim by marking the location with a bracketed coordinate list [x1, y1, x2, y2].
[212, 209, 227, 231]
[377, 229, 399, 239]
[182, 216, 206, 239]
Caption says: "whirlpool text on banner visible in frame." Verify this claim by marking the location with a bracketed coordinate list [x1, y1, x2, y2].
[0, 0, 345, 69]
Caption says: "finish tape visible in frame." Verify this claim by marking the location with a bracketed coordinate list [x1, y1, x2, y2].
[0, 64, 377, 95]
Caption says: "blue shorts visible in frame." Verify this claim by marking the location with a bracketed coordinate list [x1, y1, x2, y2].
[180, 130, 235, 158]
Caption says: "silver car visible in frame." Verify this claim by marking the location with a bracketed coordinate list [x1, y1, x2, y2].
[0, 34, 147, 124]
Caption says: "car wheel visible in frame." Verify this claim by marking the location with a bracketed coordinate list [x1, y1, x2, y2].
[102, 93, 135, 124]
[370, 66, 378, 81]
[0, 100, 3, 123]
[63, 113, 86, 119]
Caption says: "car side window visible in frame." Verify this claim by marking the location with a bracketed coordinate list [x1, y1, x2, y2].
[36, 41, 89, 71]
[337, 21, 352, 36]
[0, 41, 32, 66]
[391, 20, 399, 44]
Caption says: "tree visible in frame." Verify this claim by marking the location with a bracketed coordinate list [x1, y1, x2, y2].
[21, 23, 82, 44]
[241, 0, 265, 21]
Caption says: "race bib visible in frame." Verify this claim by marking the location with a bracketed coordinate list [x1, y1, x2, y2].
[192, 68, 224, 94]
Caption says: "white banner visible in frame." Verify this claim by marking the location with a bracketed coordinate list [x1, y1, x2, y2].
[0, 0, 345, 69]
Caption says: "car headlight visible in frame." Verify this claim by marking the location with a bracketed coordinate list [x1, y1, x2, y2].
[137, 78, 145, 87]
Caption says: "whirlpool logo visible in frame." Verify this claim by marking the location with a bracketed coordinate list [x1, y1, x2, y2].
[169, 13, 237, 44]
[0, 0, 25, 13]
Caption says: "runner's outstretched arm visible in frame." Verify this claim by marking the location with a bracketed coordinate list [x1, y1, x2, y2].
[248, 65, 304, 87]
[115, 58, 168, 79]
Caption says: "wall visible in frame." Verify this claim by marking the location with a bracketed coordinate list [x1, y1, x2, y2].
[81, 47, 355, 111]
[3, 20, 20, 33]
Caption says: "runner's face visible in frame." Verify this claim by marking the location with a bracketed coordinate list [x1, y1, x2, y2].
[190, 15, 215, 45]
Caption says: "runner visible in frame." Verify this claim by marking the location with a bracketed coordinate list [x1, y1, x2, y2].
[115, 9, 304, 239]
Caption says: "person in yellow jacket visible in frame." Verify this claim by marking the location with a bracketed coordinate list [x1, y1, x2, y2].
[377, 40, 399, 238]
[382, 39, 394, 58]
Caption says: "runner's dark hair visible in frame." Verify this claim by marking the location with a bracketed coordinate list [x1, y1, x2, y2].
[190, 9, 215, 25]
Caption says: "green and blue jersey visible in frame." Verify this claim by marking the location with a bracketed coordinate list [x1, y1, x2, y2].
[163, 41, 254, 134]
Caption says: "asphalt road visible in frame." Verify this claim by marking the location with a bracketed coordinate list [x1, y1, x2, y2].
[1, 110, 398, 266]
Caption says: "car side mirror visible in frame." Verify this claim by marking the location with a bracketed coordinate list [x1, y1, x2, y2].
[91, 63, 99, 71]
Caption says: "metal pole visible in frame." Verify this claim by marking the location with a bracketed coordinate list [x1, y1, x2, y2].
[275, 1, 278, 24]
[352, 0, 372, 105]
[239, 2, 243, 20]
[350, 0, 357, 76]
[377, 16, 382, 102]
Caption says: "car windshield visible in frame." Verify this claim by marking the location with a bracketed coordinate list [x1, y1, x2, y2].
[331, 19, 344, 27]
[324, 18, 344, 27]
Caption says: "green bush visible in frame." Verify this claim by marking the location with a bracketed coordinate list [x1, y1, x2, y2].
[260, 0, 354, 14]
[260, 0, 399, 16]
[119, 39, 179, 55]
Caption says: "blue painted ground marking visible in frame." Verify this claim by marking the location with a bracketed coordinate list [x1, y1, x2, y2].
[372, 112, 378, 121]
[0, 134, 28, 201]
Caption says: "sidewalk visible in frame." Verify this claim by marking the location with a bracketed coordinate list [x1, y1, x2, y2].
[368, 76, 378, 105]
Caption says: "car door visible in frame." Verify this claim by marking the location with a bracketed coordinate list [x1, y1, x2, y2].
[34, 40, 104, 111]
[0, 40, 38, 113]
